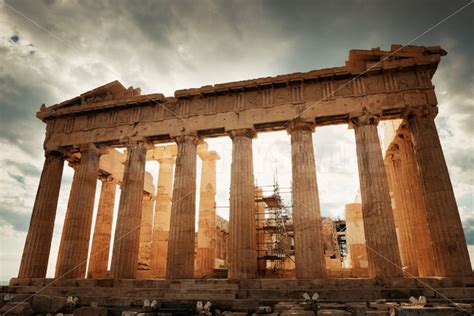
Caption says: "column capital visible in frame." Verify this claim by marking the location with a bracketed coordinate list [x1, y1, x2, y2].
[404, 105, 438, 120]
[125, 140, 154, 151]
[386, 143, 401, 162]
[287, 119, 315, 134]
[199, 150, 220, 161]
[228, 128, 257, 140]
[45, 150, 66, 159]
[98, 173, 115, 183]
[349, 111, 380, 128]
[174, 134, 201, 145]
[75, 143, 108, 156]
[157, 157, 176, 165]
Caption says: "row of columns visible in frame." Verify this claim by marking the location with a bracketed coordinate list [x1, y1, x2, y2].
[18, 105, 472, 280]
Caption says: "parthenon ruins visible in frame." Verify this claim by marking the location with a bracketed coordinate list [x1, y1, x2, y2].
[3, 44, 473, 314]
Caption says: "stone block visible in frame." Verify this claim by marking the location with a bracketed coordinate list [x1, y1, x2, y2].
[77, 279, 97, 287]
[74, 306, 108, 316]
[32, 295, 67, 313]
[366, 312, 390, 315]
[96, 278, 115, 287]
[8, 278, 30, 286]
[0, 301, 33, 315]
[282, 311, 315, 316]
[317, 310, 350, 315]
[397, 306, 469, 315]
[30, 278, 46, 286]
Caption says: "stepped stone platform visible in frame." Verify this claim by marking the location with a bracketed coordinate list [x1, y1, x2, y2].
[0, 277, 473, 315]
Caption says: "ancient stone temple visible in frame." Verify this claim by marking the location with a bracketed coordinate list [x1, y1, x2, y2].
[3, 45, 473, 315]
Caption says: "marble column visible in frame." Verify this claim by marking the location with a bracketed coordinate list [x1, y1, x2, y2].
[406, 106, 471, 276]
[111, 141, 148, 279]
[385, 145, 419, 276]
[195, 150, 220, 278]
[151, 157, 175, 278]
[137, 192, 154, 276]
[19, 151, 64, 278]
[351, 113, 402, 278]
[288, 120, 326, 279]
[166, 135, 199, 279]
[55, 145, 101, 279]
[228, 129, 257, 279]
[87, 175, 116, 278]
[398, 129, 435, 276]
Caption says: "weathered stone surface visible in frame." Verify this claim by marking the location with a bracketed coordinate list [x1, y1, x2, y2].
[0, 302, 33, 315]
[317, 310, 350, 316]
[18, 151, 64, 278]
[32, 295, 67, 313]
[167, 135, 199, 279]
[228, 129, 257, 279]
[56, 145, 101, 279]
[73, 306, 108, 316]
[352, 113, 402, 278]
[288, 120, 325, 279]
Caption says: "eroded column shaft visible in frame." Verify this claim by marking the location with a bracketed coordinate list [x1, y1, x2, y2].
[56, 146, 100, 279]
[353, 114, 402, 278]
[138, 193, 154, 275]
[87, 176, 116, 278]
[408, 108, 471, 276]
[196, 151, 219, 278]
[111, 143, 147, 279]
[150, 158, 174, 278]
[166, 136, 198, 279]
[289, 121, 325, 279]
[228, 129, 257, 279]
[19, 151, 64, 278]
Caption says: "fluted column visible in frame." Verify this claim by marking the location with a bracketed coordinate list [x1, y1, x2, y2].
[398, 129, 435, 276]
[406, 106, 471, 276]
[151, 157, 175, 278]
[55, 145, 102, 279]
[195, 150, 220, 278]
[137, 192, 154, 276]
[228, 129, 257, 279]
[166, 135, 199, 279]
[385, 146, 419, 276]
[111, 141, 149, 279]
[19, 151, 64, 278]
[288, 120, 325, 279]
[351, 113, 402, 278]
[87, 175, 117, 278]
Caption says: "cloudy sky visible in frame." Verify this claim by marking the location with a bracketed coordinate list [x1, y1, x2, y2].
[0, 0, 472, 281]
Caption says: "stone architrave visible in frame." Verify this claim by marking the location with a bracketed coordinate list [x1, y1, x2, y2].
[195, 150, 220, 278]
[406, 106, 472, 276]
[87, 175, 116, 278]
[351, 113, 403, 278]
[228, 129, 257, 279]
[55, 145, 102, 279]
[288, 119, 326, 279]
[111, 141, 149, 279]
[137, 192, 154, 276]
[150, 157, 175, 278]
[18, 151, 64, 278]
[166, 135, 199, 279]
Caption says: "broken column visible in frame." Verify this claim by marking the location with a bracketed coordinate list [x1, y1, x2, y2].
[228, 129, 257, 279]
[137, 192, 154, 277]
[195, 147, 220, 278]
[351, 112, 402, 278]
[87, 175, 117, 278]
[406, 106, 472, 276]
[111, 141, 148, 279]
[19, 151, 64, 278]
[166, 135, 199, 279]
[288, 119, 325, 279]
[56, 145, 102, 279]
